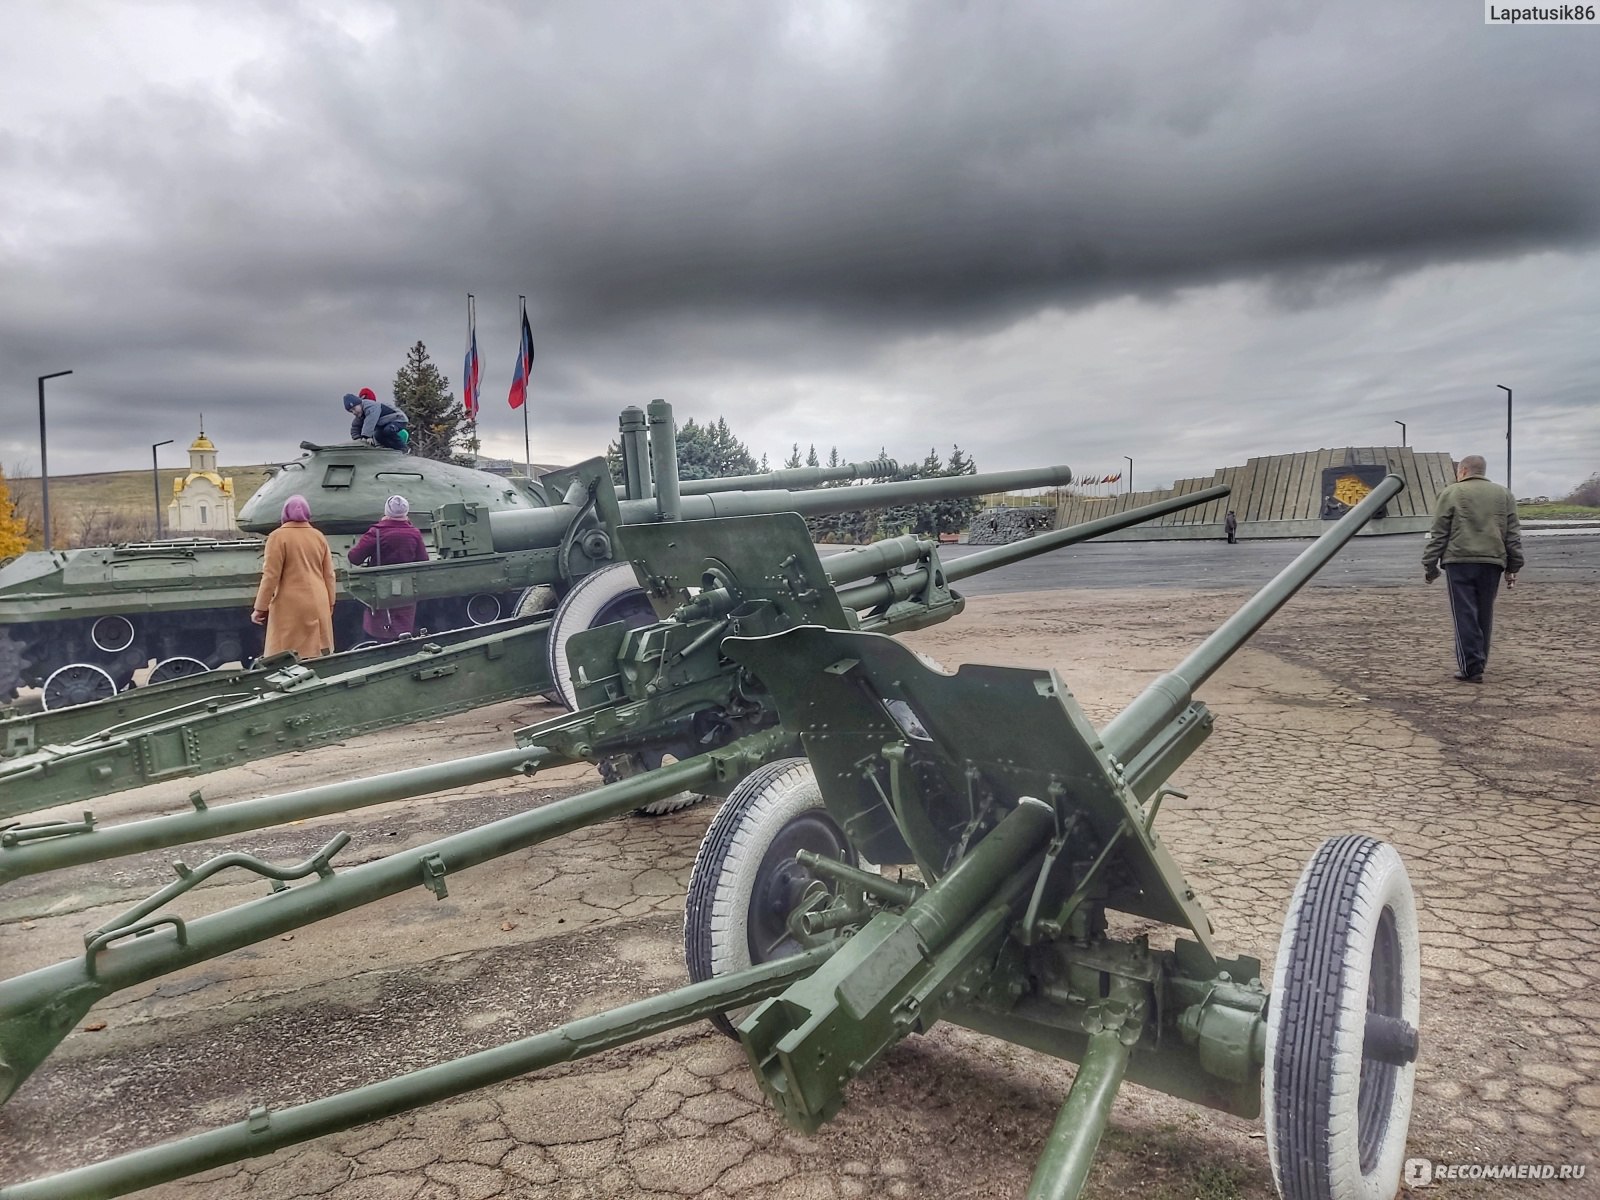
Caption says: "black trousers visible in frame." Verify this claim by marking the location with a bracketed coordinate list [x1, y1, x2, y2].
[1445, 563, 1503, 678]
[374, 422, 408, 451]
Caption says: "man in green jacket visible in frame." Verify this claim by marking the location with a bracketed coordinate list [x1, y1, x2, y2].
[1422, 455, 1524, 683]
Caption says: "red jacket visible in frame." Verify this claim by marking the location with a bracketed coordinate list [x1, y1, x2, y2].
[348, 517, 429, 567]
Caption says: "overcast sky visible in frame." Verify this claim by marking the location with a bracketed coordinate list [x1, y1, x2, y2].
[1, 0, 1595, 499]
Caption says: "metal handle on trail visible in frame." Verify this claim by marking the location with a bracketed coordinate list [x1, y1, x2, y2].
[1100, 473, 1405, 764]
[86, 832, 353, 948]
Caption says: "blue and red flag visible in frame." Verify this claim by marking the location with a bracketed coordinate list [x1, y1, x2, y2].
[462, 299, 483, 420]
[508, 309, 535, 410]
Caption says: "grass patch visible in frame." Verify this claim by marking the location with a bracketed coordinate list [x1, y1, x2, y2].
[1519, 502, 1600, 519]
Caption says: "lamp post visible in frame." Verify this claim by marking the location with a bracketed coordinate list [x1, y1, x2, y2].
[37, 370, 73, 550]
[1394, 420, 1406, 447]
[151, 439, 174, 539]
[1123, 456, 1133, 494]
[1496, 385, 1512, 492]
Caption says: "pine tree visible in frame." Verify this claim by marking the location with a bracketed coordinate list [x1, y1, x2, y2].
[391, 341, 476, 464]
[0, 467, 28, 559]
[784, 444, 802, 470]
[935, 444, 982, 537]
[806, 444, 820, 468]
[606, 415, 758, 485]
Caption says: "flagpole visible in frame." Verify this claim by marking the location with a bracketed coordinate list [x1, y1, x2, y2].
[467, 293, 478, 459]
[519, 294, 532, 481]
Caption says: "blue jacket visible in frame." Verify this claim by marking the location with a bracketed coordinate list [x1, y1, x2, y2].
[347, 398, 409, 440]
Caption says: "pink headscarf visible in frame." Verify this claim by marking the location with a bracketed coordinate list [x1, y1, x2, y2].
[281, 495, 312, 524]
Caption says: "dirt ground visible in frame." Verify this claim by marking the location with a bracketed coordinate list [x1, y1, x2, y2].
[1, 579, 1596, 1200]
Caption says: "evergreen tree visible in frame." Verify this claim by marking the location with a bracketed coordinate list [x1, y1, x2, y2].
[0, 468, 28, 559]
[606, 414, 758, 486]
[783, 444, 802, 470]
[391, 341, 476, 463]
[934, 444, 982, 537]
[806, 444, 820, 468]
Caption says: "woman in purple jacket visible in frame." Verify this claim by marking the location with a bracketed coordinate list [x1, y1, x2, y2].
[347, 495, 431, 640]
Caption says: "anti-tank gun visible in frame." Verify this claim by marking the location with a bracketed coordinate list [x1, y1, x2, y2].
[0, 475, 1420, 1200]
[0, 409, 897, 708]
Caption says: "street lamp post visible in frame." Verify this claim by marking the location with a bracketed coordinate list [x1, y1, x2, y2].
[151, 439, 175, 539]
[1496, 385, 1512, 492]
[1394, 420, 1407, 447]
[37, 370, 73, 550]
[1124, 456, 1133, 494]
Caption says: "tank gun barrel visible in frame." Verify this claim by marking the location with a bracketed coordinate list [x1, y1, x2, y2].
[1101, 474, 1404, 765]
[486, 464, 1074, 553]
[678, 457, 899, 495]
[832, 485, 1230, 611]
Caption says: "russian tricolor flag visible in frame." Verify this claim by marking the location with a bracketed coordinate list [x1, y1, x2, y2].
[508, 310, 534, 410]
[462, 304, 483, 421]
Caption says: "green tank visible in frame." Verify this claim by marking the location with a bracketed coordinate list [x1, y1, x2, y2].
[0, 441, 556, 707]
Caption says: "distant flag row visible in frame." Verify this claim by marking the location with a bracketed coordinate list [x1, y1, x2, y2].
[461, 294, 536, 422]
[1083, 472, 1123, 485]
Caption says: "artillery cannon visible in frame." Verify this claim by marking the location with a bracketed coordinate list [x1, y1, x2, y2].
[0, 475, 1418, 1200]
[0, 406, 1072, 809]
[0, 405, 898, 707]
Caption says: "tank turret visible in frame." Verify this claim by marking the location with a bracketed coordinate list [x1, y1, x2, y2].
[238, 442, 551, 535]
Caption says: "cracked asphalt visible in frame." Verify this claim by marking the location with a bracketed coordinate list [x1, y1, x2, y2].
[1, 539, 1596, 1199]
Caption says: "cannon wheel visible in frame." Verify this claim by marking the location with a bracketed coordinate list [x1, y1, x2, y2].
[543, 563, 656, 711]
[598, 749, 710, 817]
[684, 758, 855, 1037]
[1265, 834, 1420, 1200]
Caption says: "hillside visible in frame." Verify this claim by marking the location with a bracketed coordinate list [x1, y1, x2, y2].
[5, 464, 279, 547]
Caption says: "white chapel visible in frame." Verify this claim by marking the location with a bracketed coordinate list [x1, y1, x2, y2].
[167, 426, 237, 535]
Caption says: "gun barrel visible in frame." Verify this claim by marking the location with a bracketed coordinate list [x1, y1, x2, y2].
[1100, 473, 1405, 765]
[679, 457, 898, 495]
[833, 485, 1229, 611]
[485, 464, 1075, 552]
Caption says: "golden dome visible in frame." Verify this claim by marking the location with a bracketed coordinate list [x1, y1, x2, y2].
[190, 433, 216, 451]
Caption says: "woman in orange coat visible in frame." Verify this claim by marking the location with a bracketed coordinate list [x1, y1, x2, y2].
[251, 494, 337, 659]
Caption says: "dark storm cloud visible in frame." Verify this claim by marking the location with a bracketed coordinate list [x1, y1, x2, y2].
[0, 0, 1596, 487]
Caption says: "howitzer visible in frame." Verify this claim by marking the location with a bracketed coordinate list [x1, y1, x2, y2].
[0, 477, 1419, 1200]
[0, 484, 1227, 884]
[0, 401, 897, 705]
[0, 484, 1220, 1107]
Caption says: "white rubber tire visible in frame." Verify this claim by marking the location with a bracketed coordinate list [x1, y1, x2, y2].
[544, 563, 652, 711]
[684, 759, 852, 1036]
[1265, 835, 1420, 1200]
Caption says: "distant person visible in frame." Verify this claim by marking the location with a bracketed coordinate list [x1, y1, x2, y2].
[1422, 455, 1523, 683]
[347, 494, 430, 640]
[343, 390, 411, 452]
[1224, 510, 1238, 544]
[251, 495, 337, 660]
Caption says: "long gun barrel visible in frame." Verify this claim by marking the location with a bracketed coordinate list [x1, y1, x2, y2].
[679, 457, 898, 495]
[485, 463, 1075, 553]
[1100, 473, 1404, 765]
[830, 485, 1231, 610]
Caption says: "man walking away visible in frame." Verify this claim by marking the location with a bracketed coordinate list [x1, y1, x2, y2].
[1224, 510, 1238, 544]
[1422, 455, 1523, 682]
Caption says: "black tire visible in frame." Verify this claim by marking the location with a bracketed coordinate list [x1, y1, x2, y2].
[543, 563, 655, 711]
[42, 663, 118, 710]
[684, 759, 853, 1037]
[1265, 835, 1420, 1200]
[597, 751, 710, 817]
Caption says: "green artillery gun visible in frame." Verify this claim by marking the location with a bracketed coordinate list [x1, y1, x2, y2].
[0, 403, 900, 707]
[0, 477, 1417, 1199]
[0, 408, 1063, 811]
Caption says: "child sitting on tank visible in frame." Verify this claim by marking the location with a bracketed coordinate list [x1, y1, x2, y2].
[342, 388, 411, 452]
